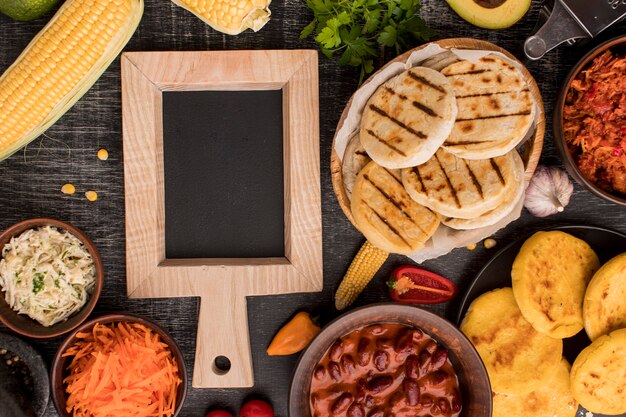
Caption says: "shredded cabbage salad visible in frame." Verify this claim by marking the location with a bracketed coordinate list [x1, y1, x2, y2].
[0, 226, 96, 326]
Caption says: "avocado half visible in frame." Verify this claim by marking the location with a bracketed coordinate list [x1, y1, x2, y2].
[445, 0, 531, 30]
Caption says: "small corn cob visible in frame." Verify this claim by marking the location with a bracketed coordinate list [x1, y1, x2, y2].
[171, 0, 271, 35]
[335, 241, 389, 310]
[0, 0, 143, 161]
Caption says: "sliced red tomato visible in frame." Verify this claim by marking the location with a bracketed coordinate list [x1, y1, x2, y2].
[387, 266, 457, 304]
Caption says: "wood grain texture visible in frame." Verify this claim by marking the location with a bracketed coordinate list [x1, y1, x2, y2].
[122, 50, 322, 388]
[0, 0, 626, 415]
[330, 38, 545, 229]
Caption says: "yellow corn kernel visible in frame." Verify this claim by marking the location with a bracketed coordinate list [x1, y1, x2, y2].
[467, 243, 477, 251]
[484, 238, 497, 249]
[172, 0, 270, 35]
[97, 148, 109, 160]
[85, 190, 98, 201]
[61, 183, 76, 195]
[0, 0, 143, 161]
[335, 241, 389, 310]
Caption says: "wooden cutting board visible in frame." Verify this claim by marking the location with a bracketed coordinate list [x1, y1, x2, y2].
[121, 50, 323, 388]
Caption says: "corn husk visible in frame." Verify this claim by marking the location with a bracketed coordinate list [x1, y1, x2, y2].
[171, 0, 271, 35]
[0, 0, 144, 161]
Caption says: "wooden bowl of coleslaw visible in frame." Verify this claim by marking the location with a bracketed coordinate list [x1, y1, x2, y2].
[0, 218, 104, 338]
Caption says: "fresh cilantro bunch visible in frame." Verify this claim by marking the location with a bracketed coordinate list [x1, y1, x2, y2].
[301, 0, 434, 83]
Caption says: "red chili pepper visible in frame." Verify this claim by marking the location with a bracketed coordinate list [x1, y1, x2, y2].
[613, 146, 622, 157]
[387, 266, 457, 305]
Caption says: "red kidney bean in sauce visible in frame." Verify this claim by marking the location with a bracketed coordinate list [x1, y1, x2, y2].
[309, 323, 462, 417]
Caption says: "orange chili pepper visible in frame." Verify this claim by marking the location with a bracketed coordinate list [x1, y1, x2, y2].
[266, 311, 320, 356]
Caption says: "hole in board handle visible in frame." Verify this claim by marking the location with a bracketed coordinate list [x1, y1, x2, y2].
[213, 356, 231, 375]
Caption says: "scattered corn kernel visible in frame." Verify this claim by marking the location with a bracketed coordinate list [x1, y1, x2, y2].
[484, 238, 497, 249]
[335, 241, 389, 310]
[85, 190, 98, 201]
[61, 183, 76, 195]
[97, 148, 109, 160]
[466, 243, 477, 251]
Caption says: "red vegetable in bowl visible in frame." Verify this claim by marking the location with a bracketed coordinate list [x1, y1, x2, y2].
[387, 266, 457, 304]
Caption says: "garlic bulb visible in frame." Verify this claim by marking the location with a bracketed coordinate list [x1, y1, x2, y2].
[524, 165, 573, 217]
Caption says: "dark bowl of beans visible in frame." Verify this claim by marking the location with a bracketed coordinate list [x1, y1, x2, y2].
[288, 303, 491, 417]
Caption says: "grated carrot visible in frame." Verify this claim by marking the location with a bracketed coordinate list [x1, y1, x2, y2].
[62, 322, 181, 417]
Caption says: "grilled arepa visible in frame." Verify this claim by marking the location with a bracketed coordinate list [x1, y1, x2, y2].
[351, 161, 439, 254]
[360, 66, 457, 169]
[493, 358, 578, 417]
[571, 328, 626, 415]
[512, 231, 600, 339]
[401, 149, 520, 219]
[583, 252, 626, 341]
[439, 150, 525, 229]
[461, 288, 563, 395]
[342, 133, 372, 201]
[441, 55, 535, 159]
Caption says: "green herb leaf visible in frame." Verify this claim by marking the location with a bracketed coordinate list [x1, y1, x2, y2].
[33, 272, 45, 294]
[377, 25, 397, 47]
[300, 20, 317, 39]
[301, 0, 433, 83]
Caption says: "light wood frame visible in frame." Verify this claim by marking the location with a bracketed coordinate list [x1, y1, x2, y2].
[121, 50, 322, 388]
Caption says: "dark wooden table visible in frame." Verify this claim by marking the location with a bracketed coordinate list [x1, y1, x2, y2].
[1, 1, 625, 416]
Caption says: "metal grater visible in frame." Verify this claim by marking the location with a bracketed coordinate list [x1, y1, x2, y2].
[524, 0, 626, 60]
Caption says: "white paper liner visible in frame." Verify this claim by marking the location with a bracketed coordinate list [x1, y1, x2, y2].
[334, 43, 541, 263]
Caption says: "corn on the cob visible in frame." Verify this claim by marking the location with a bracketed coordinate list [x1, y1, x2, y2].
[335, 241, 389, 310]
[171, 0, 271, 35]
[0, 0, 143, 161]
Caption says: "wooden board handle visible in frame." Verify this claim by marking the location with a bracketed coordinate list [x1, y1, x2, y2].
[192, 294, 253, 388]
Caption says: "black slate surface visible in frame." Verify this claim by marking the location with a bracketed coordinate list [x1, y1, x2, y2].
[1, 1, 626, 416]
[162, 90, 285, 259]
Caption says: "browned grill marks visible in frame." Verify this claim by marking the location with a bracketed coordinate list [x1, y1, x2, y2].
[383, 168, 404, 187]
[434, 153, 461, 209]
[364, 174, 405, 210]
[412, 100, 439, 118]
[364, 174, 427, 234]
[362, 201, 412, 249]
[463, 160, 484, 199]
[444, 140, 496, 146]
[490, 158, 506, 185]
[407, 72, 446, 94]
[456, 110, 531, 122]
[365, 129, 408, 156]
[384, 86, 407, 100]
[449, 69, 490, 76]
[455, 89, 529, 99]
[412, 166, 428, 195]
[384, 86, 439, 118]
[368, 105, 427, 139]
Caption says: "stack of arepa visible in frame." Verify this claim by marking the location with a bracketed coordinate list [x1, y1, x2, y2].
[343, 53, 534, 255]
[461, 231, 626, 416]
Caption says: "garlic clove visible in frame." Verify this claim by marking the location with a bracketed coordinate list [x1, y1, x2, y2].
[524, 165, 573, 217]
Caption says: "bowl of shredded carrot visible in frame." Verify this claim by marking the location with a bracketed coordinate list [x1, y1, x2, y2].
[50, 314, 188, 417]
[555, 34, 626, 206]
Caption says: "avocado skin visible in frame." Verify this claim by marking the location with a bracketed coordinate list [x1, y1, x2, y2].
[445, 0, 531, 30]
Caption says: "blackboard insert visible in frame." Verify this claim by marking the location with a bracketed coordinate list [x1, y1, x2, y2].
[162, 89, 285, 259]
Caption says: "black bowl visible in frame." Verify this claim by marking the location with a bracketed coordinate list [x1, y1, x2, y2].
[554, 34, 626, 206]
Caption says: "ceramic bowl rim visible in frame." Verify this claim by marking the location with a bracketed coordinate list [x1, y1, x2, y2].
[50, 313, 189, 417]
[554, 34, 626, 206]
[0, 218, 104, 338]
